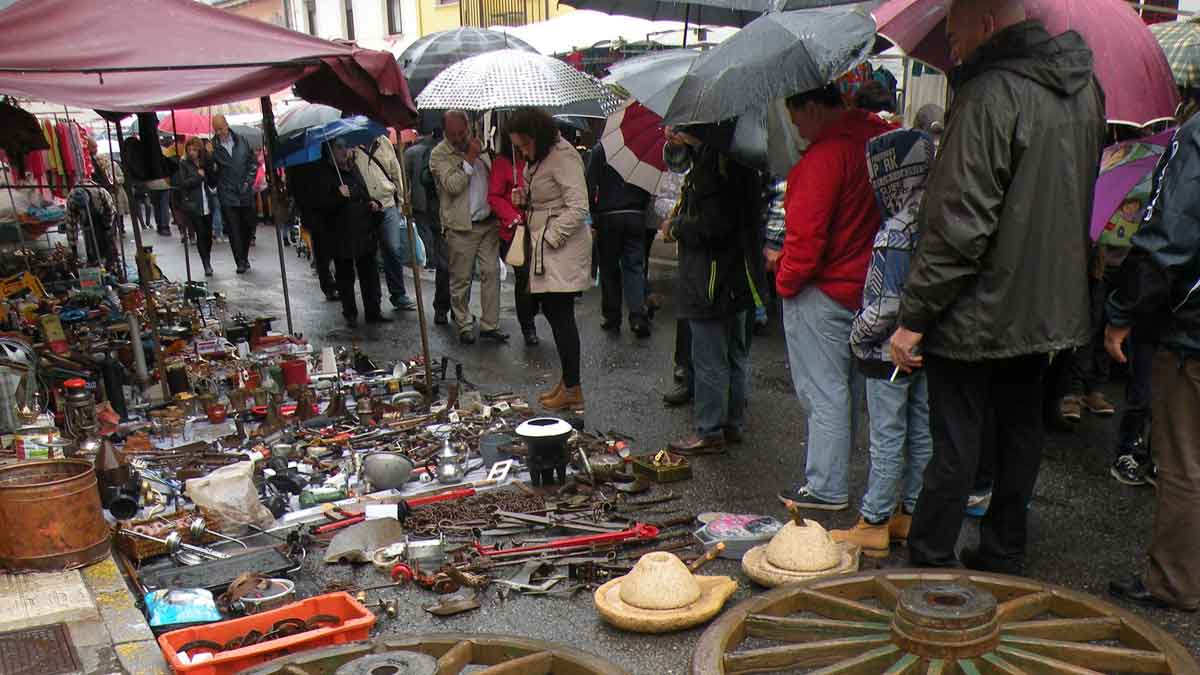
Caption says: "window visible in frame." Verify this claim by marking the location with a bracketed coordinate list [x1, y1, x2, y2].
[344, 0, 355, 40]
[386, 0, 402, 34]
[305, 0, 317, 34]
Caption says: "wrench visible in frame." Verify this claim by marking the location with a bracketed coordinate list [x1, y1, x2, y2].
[473, 523, 659, 557]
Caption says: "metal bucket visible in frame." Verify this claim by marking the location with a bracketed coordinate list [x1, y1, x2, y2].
[0, 460, 110, 572]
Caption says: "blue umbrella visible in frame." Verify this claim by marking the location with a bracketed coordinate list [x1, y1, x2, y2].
[273, 116, 388, 168]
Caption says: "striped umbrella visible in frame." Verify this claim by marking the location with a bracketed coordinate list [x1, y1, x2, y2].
[1150, 20, 1200, 89]
[601, 101, 667, 194]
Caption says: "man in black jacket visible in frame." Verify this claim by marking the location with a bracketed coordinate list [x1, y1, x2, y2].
[1104, 115, 1200, 613]
[587, 144, 652, 337]
[889, 0, 1106, 573]
[211, 114, 258, 274]
[663, 125, 764, 454]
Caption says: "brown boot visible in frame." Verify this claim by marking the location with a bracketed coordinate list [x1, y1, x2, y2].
[830, 517, 890, 558]
[543, 384, 583, 411]
[889, 509, 912, 544]
[538, 381, 563, 403]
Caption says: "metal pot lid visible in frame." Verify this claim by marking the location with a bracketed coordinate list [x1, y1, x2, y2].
[515, 417, 572, 439]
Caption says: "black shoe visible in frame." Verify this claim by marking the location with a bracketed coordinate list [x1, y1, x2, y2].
[459, 332, 476, 345]
[522, 328, 539, 346]
[344, 315, 358, 327]
[960, 548, 1023, 576]
[1109, 576, 1197, 612]
[325, 292, 341, 302]
[1111, 454, 1154, 487]
[776, 485, 848, 512]
[723, 427, 744, 444]
[631, 319, 651, 338]
[365, 314, 393, 324]
[236, 265, 249, 274]
[601, 319, 621, 333]
[203, 264, 214, 277]
[434, 312, 449, 326]
[480, 329, 509, 343]
[673, 366, 688, 383]
[663, 383, 693, 407]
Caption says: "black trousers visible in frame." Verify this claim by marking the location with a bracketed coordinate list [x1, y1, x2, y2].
[596, 212, 648, 325]
[538, 292, 581, 387]
[335, 252, 382, 320]
[222, 204, 255, 268]
[675, 318, 693, 385]
[180, 211, 214, 267]
[499, 238, 537, 331]
[418, 212, 452, 316]
[908, 354, 1048, 572]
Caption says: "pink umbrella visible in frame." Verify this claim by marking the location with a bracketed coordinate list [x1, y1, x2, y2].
[158, 110, 213, 137]
[874, 0, 1179, 126]
[1090, 128, 1175, 242]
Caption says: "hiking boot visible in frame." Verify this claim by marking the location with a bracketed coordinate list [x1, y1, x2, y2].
[539, 381, 564, 404]
[663, 383, 693, 407]
[1084, 391, 1116, 416]
[889, 508, 913, 543]
[1059, 396, 1083, 423]
[830, 517, 890, 558]
[777, 485, 848, 512]
[543, 384, 583, 411]
[1111, 454, 1152, 487]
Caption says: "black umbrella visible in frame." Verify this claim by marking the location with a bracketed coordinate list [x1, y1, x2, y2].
[399, 28, 539, 99]
[663, 7, 875, 125]
[562, 0, 879, 28]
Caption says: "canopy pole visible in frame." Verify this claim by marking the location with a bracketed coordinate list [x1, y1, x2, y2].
[170, 110, 193, 285]
[682, 5, 690, 47]
[259, 96, 294, 336]
[105, 120, 129, 283]
[115, 122, 171, 400]
[396, 137, 434, 399]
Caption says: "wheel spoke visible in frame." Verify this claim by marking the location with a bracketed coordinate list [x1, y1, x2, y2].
[744, 614, 889, 642]
[978, 653, 1027, 675]
[1000, 617, 1122, 642]
[282, 667, 314, 675]
[796, 588, 893, 622]
[723, 635, 891, 674]
[996, 591, 1052, 623]
[876, 576, 902, 611]
[437, 639, 475, 674]
[476, 651, 554, 675]
[994, 646, 1106, 674]
[804, 645, 906, 674]
[999, 636, 1168, 673]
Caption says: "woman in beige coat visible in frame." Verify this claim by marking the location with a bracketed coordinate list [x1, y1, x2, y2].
[507, 108, 591, 410]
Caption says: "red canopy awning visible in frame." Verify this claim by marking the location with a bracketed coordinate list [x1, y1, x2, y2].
[0, 0, 416, 128]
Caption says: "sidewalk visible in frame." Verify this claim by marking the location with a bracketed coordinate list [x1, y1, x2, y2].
[0, 556, 166, 675]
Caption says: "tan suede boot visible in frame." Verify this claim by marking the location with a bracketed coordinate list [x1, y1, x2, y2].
[543, 384, 583, 411]
[889, 509, 912, 544]
[538, 380, 564, 404]
[830, 517, 890, 558]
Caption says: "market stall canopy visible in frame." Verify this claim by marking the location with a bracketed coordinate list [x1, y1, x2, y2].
[0, 0, 417, 128]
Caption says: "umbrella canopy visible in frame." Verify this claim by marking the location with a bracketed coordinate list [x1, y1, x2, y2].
[231, 125, 264, 151]
[0, 0, 416, 128]
[399, 28, 538, 99]
[601, 101, 668, 194]
[276, 103, 343, 139]
[273, 116, 388, 168]
[1150, 20, 1200, 90]
[873, 0, 1178, 126]
[416, 49, 614, 112]
[664, 7, 876, 125]
[565, 0, 877, 28]
[159, 110, 211, 136]
[605, 49, 701, 116]
[1091, 128, 1175, 243]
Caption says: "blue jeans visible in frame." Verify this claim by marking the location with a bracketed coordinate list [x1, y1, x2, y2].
[378, 206, 412, 304]
[782, 287, 857, 503]
[210, 195, 224, 238]
[690, 312, 749, 437]
[861, 373, 933, 522]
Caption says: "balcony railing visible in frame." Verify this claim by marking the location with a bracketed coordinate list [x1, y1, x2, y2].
[460, 0, 549, 28]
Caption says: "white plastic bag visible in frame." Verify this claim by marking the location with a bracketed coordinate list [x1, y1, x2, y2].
[185, 461, 275, 529]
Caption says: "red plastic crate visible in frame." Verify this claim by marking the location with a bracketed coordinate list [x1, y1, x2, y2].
[157, 592, 375, 675]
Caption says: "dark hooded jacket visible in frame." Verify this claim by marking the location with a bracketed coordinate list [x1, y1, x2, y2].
[897, 21, 1106, 360]
[1107, 115, 1200, 356]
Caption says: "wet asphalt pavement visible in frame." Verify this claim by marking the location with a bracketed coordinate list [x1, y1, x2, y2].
[138, 222, 1199, 673]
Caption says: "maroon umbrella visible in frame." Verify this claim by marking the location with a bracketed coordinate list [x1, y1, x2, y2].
[600, 101, 667, 195]
[874, 0, 1179, 126]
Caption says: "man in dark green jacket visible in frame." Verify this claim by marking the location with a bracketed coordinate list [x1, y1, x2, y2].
[889, 0, 1106, 573]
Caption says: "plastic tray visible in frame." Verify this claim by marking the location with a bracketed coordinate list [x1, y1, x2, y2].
[157, 592, 375, 675]
[694, 514, 784, 559]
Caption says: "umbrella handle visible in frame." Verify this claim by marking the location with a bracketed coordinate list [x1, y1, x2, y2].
[327, 141, 344, 186]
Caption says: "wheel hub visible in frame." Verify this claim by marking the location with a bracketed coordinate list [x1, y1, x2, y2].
[890, 583, 1000, 659]
[333, 652, 438, 675]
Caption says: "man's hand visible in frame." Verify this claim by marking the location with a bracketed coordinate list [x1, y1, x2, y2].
[764, 247, 782, 273]
[369, 200, 382, 212]
[466, 138, 482, 163]
[338, 185, 350, 198]
[197, 169, 205, 177]
[1105, 324, 1131, 364]
[889, 327, 925, 373]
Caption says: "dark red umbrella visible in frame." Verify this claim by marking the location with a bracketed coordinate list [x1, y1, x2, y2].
[600, 101, 667, 195]
[873, 0, 1179, 126]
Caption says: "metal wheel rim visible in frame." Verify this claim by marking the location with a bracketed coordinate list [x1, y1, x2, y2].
[242, 632, 630, 675]
[691, 569, 1200, 674]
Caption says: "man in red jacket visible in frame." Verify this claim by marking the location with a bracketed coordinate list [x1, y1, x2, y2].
[769, 83, 897, 510]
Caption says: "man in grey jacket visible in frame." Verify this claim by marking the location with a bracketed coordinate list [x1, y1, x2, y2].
[889, 0, 1106, 573]
[211, 114, 257, 274]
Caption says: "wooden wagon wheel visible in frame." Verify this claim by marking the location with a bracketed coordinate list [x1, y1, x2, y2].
[242, 632, 630, 675]
[692, 569, 1200, 674]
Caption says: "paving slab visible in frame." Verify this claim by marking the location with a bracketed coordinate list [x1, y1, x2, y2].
[113, 641, 168, 675]
[0, 570, 98, 632]
[95, 590, 153, 646]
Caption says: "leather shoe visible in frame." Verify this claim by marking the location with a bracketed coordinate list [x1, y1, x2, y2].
[325, 292, 341, 302]
[960, 548, 1023, 576]
[434, 312, 448, 326]
[601, 319, 620, 333]
[723, 427, 744, 444]
[344, 315, 358, 327]
[523, 328, 539, 346]
[663, 383, 693, 407]
[632, 321, 651, 338]
[480, 329, 510, 343]
[1109, 576, 1198, 612]
[365, 314, 393, 324]
[669, 434, 725, 455]
[459, 332, 476, 345]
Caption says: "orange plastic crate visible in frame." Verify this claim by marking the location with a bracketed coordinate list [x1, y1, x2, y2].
[157, 592, 375, 675]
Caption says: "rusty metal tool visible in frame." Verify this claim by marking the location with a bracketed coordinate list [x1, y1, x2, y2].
[473, 523, 659, 557]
